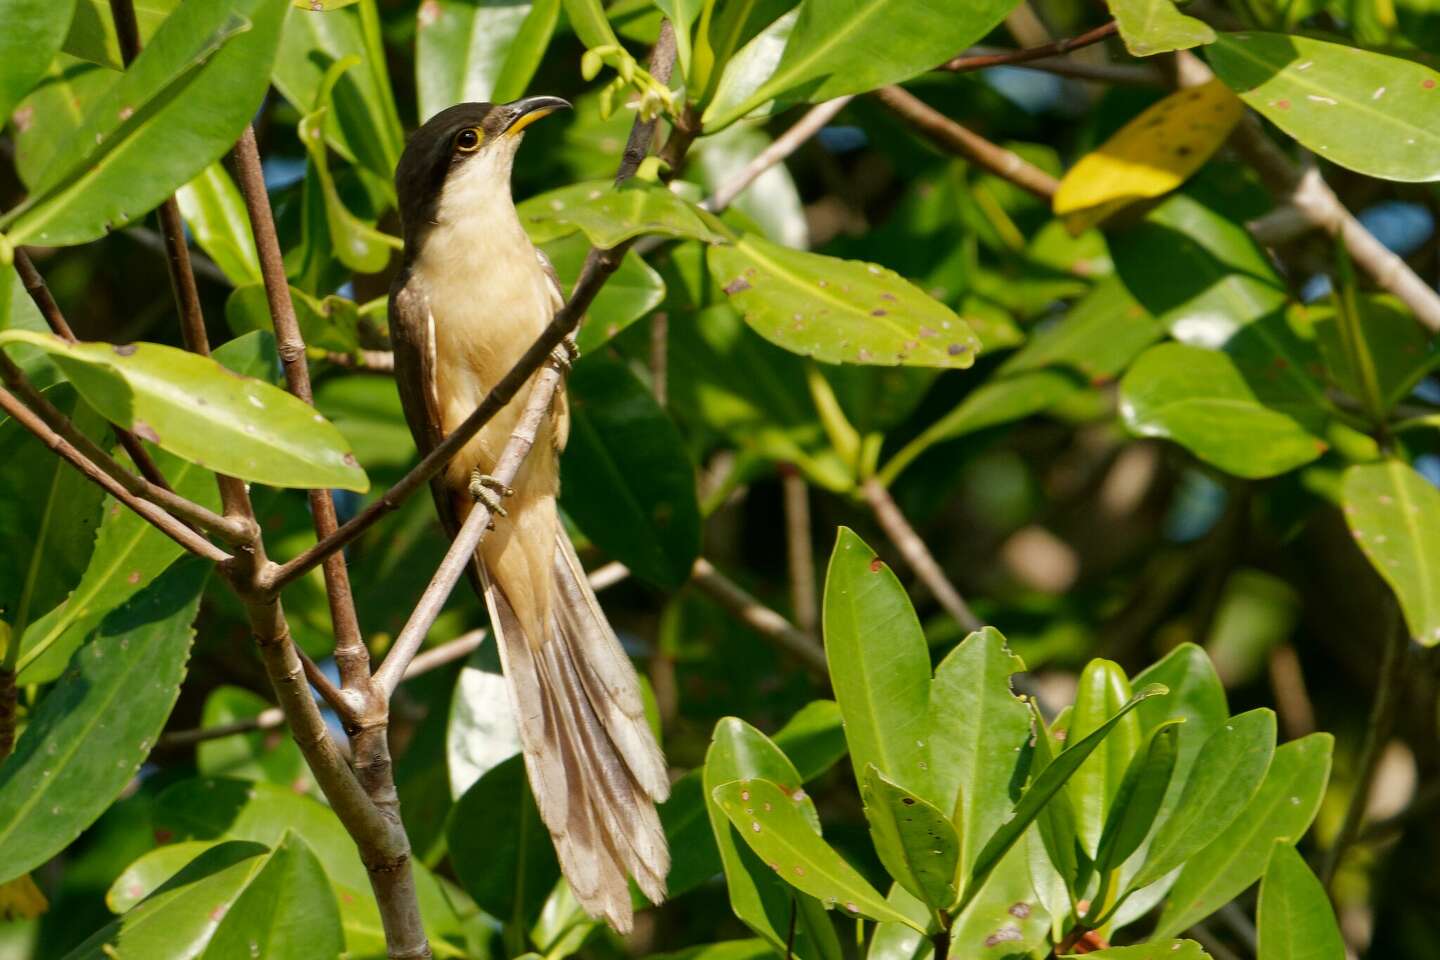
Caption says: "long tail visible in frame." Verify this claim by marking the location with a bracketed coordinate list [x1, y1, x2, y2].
[481, 528, 670, 932]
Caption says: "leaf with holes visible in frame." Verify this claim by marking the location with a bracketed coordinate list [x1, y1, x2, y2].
[0, 330, 367, 492]
[710, 235, 980, 368]
[0, 0, 288, 247]
[1343, 461, 1440, 646]
[714, 778, 921, 928]
[1055, 80, 1241, 232]
[1210, 32, 1440, 183]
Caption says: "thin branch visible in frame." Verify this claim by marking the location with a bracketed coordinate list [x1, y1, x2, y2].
[940, 21, 1117, 72]
[871, 86, 1059, 199]
[1174, 51, 1440, 334]
[9, 252, 248, 542]
[703, 97, 854, 214]
[781, 465, 818, 636]
[1321, 607, 1409, 887]
[588, 560, 630, 592]
[316, 349, 396, 373]
[0, 384, 230, 562]
[373, 363, 565, 696]
[862, 478, 983, 633]
[402, 628, 487, 680]
[690, 557, 828, 677]
[231, 126, 370, 693]
[266, 28, 684, 597]
[946, 45, 1160, 85]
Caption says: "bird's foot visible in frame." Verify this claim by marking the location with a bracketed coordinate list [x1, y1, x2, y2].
[548, 335, 579, 374]
[469, 470, 514, 519]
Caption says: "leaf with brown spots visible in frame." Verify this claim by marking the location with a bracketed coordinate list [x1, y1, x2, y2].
[1054, 79, 1242, 233]
[709, 234, 980, 369]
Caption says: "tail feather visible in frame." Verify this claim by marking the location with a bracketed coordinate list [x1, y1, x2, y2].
[480, 524, 670, 933]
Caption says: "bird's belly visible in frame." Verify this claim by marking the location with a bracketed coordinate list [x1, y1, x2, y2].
[418, 256, 557, 492]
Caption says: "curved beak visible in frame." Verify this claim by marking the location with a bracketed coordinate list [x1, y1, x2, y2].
[500, 95, 572, 137]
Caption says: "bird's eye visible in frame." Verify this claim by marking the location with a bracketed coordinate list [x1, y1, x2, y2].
[454, 127, 482, 153]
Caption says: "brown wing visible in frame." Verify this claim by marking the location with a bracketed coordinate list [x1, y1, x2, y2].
[389, 268, 465, 543]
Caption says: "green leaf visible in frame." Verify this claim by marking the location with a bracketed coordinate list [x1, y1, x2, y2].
[62, 0, 180, 69]
[703, 717, 844, 960]
[417, 0, 560, 121]
[106, 840, 225, 913]
[539, 233, 666, 355]
[295, 56, 402, 275]
[203, 831, 344, 960]
[1108, 0, 1215, 57]
[928, 628, 1031, 876]
[1001, 276, 1162, 384]
[1209, 32, 1440, 183]
[867, 884, 930, 960]
[949, 842, 1052, 958]
[1342, 460, 1440, 646]
[1314, 294, 1439, 419]
[1064, 942, 1210, 960]
[560, 0, 621, 48]
[1120, 342, 1326, 478]
[862, 764, 961, 911]
[1133, 709, 1276, 889]
[1257, 843, 1345, 960]
[561, 355, 701, 588]
[1096, 722, 1180, 877]
[713, 778, 921, 928]
[0, 0, 288, 247]
[272, 1, 404, 185]
[446, 753, 558, 931]
[823, 527, 934, 800]
[710, 234, 981, 368]
[226, 283, 365, 355]
[152, 777, 470, 957]
[703, 0, 1016, 128]
[0, 330, 368, 492]
[1028, 703, 1080, 901]
[61, 841, 272, 959]
[1155, 733, 1332, 939]
[0, 385, 109, 642]
[1067, 659, 1141, 858]
[522, 182, 730, 248]
[968, 683, 1168, 899]
[0, 0, 79, 123]
[0, 560, 203, 886]
[9, 56, 114, 190]
[446, 645, 519, 797]
[196, 685, 311, 792]
[690, 0, 798, 105]
[176, 163, 262, 287]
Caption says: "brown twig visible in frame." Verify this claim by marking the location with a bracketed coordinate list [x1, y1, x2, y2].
[0, 385, 229, 562]
[703, 97, 854, 214]
[940, 21, 1117, 73]
[231, 126, 370, 694]
[691, 557, 828, 677]
[781, 466, 818, 636]
[871, 86, 1059, 200]
[947, 45, 1159, 85]
[318, 349, 396, 373]
[862, 478, 983, 633]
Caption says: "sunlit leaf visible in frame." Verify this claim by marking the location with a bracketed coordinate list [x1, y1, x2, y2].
[0, 0, 79, 123]
[1210, 32, 1440, 183]
[1343, 460, 1440, 646]
[1108, 0, 1215, 56]
[1257, 843, 1345, 960]
[203, 831, 345, 960]
[521, 181, 730, 247]
[1064, 942, 1210, 960]
[196, 686, 311, 792]
[1095, 722, 1179, 877]
[62, 0, 180, 69]
[710, 234, 981, 368]
[416, 0, 560, 121]
[176, 163, 262, 287]
[1055, 80, 1242, 232]
[862, 764, 961, 911]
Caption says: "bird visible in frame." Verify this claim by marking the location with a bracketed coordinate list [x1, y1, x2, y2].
[387, 97, 670, 932]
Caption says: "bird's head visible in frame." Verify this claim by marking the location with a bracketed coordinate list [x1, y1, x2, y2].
[395, 95, 570, 244]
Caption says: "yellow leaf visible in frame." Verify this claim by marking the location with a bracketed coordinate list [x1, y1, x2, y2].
[1054, 79, 1243, 233]
[0, 873, 48, 921]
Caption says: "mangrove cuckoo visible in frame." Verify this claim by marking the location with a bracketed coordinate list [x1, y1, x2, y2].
[389, 97, 669, 931]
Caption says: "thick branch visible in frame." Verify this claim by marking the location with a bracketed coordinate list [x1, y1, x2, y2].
[0, 384, 229, 562]
[691, 558, 828, 677]
[862, 478, 983, 633]
[230, 126, 370, 693]
[872, 86, 1059, 199]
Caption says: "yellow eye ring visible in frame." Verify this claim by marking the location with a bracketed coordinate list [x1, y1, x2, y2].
[454, 127, 483, 153]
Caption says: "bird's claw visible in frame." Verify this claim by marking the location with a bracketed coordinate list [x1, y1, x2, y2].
[549, 335, 579, 374]
[469, 470, 514, 518]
